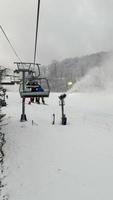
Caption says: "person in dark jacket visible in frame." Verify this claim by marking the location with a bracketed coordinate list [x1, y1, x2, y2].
[31, 82, 37, 103]
[36, 84, 45, 104]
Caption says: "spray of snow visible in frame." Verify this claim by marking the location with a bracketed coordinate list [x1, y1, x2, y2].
[69, 55, 113, 93]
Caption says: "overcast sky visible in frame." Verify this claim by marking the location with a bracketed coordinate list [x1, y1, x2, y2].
[0, 0, 113, 67]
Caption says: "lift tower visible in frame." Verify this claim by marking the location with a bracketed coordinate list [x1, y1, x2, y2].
[14, 62, 40, 122]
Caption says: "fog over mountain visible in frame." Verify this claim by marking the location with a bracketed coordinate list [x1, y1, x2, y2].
[41, 51, 110, 92]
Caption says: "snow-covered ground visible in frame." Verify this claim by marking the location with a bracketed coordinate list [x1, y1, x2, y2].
[1, 85, 113, 199]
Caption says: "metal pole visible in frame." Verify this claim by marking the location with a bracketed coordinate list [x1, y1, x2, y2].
[61, 99, 64, 119]
[22, 98, 25, 117]
[21, 71, 27, 121]
[23, 71, 25, 92]
[34, 0, 41, 65]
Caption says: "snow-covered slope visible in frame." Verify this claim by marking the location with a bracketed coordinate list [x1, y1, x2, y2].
[1, 86, 113, 200]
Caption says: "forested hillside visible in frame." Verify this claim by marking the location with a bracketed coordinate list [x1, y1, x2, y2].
[41, 51, 110, 92]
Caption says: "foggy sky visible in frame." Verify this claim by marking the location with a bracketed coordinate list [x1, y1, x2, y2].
[0, 0, 113, 67]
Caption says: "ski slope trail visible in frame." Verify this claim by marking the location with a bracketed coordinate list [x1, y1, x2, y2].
[2, 90, 113, 200]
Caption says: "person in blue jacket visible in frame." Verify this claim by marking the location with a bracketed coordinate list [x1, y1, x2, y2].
[36, 84, 45, 104]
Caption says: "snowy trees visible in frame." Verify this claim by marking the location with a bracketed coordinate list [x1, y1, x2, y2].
[42, 51, 109, 92]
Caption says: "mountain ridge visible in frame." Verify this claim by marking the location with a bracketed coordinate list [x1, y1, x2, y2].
[41, 51, 110, 92]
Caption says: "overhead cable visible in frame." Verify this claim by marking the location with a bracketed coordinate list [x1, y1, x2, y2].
[0, 25, 22, 62]
[33, 0, 41, 65]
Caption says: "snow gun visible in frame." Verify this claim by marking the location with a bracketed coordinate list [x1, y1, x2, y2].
[59, 93, 67, 125]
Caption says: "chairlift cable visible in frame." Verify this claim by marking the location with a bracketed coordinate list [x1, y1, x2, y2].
[33, 0, 41, 65]
[0, 25, 22, 62]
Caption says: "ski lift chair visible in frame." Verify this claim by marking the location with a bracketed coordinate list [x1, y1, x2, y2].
[19, 77, 50, 98]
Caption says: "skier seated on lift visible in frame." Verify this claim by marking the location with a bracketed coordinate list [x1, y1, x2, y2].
[36, 84, 45, 104]
[30, 81, 37, 103]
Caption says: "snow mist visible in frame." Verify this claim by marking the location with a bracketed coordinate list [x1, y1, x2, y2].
[69, 54, 113, 93]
